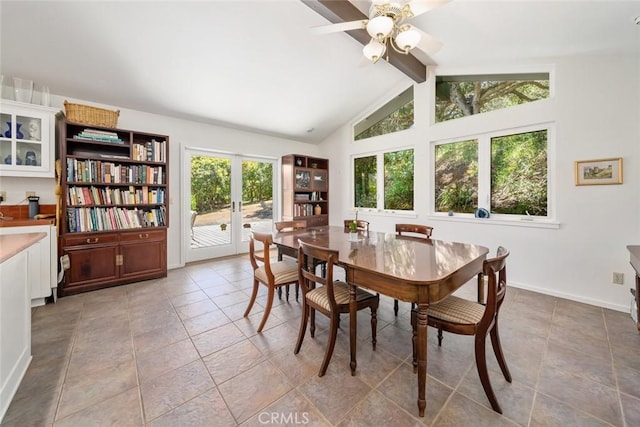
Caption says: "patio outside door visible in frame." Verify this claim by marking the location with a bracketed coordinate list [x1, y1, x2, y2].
[185, 149, 275, 262]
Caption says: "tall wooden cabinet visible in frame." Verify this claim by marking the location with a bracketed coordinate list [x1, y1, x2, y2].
[282, 155, 328, 227]
[57, 119, 169, 296]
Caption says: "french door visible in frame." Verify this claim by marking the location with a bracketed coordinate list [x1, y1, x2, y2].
[184, 148, 275, 262]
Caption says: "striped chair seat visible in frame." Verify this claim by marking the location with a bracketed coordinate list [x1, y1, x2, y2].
[306, 281, 376, 310]
[428, 296, 485, 325]
[255, 259, 298, 285]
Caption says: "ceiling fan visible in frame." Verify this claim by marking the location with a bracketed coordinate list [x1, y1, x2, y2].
[311, 0, 450, 63]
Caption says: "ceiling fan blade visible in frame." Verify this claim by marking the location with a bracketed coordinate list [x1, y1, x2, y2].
[410, 25, 443, 55]
[310, 20, 367, 35]
[404, 0, 452, 18]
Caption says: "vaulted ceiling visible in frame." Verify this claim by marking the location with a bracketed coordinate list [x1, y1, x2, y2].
[1, 1, 638, 144]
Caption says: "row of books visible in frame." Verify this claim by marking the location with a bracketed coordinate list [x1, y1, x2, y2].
[67, 185, 165, 206]
[67, 158, 164, 184]
[132, 139, 166, 162]
[294, 203, 318, 217]
[66, 206, 167, 232]
[73, 128, 124, 143]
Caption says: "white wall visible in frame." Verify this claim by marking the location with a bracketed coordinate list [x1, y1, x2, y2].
[0, 93, 319, 270]
[320, 54, 640, 313]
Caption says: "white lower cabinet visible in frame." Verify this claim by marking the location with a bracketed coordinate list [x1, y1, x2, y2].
[0, 247, 30, 422]
[0, 225, 56, 306]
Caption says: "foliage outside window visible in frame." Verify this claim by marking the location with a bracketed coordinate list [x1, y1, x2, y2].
[435, 73, 550, 123]
[434, 128, 549, 217]
[354, 148, 414, 211]
[190, 156, 273, 213]
[384, 149, 414, 210]
[354, 155, 377, 208]
[491, 130, 547, 215]
[354, 86, 414, 140]
[434, 140, 478, 213]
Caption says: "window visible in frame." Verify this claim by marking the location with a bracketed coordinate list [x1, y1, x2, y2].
[354, 148, 414, 211]
[354, 86, 414, 140]
[434, 127, 549, 217]
[434, 139, 478, 214]
[435, 73, 550, 123]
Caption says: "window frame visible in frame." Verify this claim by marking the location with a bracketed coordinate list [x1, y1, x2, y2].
[430, 123, 557, 226]
[352, 86, 414, 141]
[352, 146, 416, 215]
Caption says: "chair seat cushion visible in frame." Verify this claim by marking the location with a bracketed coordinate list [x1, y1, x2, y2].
[307, 281, 376, 310]
[428, 296, 484, 325]
[255, 259, 298, 285]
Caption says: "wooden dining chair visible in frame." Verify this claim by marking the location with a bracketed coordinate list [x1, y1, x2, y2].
[394, 223, 433, 316]
[295, 239, 379, 377]
[274, 220, 307, 300]
[244, 231, 299, 333]
[426, 246, 512, 413]
[274, 220, 307, 232]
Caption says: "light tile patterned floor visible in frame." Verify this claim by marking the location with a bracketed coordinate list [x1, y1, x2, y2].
[2, 254, 640, 426]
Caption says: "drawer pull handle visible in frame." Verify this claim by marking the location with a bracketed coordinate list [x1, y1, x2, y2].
[139, 233, 149, 239]
[86, 237, 99, 244]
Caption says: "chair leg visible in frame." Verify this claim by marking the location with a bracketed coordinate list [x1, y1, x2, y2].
[393, 299, 399, 316]
[243, 279, 259, 317]
[437, 328, 444, 346]
[475, 333, 502, 414]
[318, 313, 339, 377]
[310, 307, 316, 337]
[370, 306, 378, 350]
[411, 309, 417, 372]
[490, 323, 512, 382]
[295, 283, 299, 302]
[257, 285, 275, 333]
[285, 284, 290, 301]
[294, 302, 309, 354]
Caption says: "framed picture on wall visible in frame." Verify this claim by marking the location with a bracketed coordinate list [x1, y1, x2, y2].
[575, 157, 623, 186]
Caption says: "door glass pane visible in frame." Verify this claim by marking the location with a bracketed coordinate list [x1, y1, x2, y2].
[241, 159, 273, 241]
[190, 155, 231, 249]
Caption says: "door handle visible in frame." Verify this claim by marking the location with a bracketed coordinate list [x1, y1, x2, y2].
[232, 201, 235, 212]
[239, 201, 242, 211]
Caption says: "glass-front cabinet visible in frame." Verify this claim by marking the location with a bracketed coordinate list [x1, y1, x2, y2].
[0, 100, 59, 177]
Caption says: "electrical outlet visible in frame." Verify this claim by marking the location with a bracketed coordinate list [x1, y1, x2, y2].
[25, 191, 36, 198]
[613, 272, 624, 285]
[0, 191, 5, 202]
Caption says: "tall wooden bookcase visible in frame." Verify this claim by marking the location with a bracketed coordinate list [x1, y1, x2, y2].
[57, 119, 169, 296]
[282, 154, 328, 227]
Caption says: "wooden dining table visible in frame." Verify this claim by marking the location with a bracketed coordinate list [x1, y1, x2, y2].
[272, 225, 489, 417]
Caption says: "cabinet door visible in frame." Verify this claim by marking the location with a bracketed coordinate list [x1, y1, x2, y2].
[62, 244, 119, 293]
[311, 170, 328, 191]
[119, 230, 166, 280]
[294, 168, 311, 190]
[0, 100, 57, 177]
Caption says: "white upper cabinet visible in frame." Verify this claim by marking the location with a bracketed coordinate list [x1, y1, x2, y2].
[0, 100, 59, 178]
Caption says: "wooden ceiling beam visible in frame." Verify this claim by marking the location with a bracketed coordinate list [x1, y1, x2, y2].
[301, 0, 426, 83]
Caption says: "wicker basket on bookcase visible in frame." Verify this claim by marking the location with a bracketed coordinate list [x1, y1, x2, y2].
[64, 101, 120, 128]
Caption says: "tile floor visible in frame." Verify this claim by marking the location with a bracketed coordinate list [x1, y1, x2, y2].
[2, 254, 640, 426]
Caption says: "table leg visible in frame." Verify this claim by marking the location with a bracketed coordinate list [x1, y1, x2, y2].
[277, 249, 284, 299]
[349, 283, 357, 375]
[416, 303, 428, 417]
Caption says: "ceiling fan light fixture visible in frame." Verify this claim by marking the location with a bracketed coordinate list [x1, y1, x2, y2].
[366, 15, 394, 39]
[394, 25, 421, 52]
[363, 38, 386, 62]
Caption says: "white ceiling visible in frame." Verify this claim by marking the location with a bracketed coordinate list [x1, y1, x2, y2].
[1, 0, 639, 144]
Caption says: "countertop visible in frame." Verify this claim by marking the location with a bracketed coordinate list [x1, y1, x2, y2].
[0, 204, 56, 228]
[0, 232, 46, 264]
